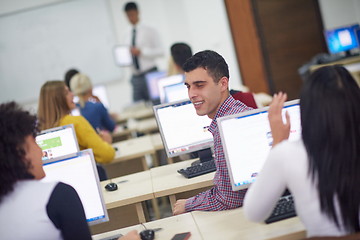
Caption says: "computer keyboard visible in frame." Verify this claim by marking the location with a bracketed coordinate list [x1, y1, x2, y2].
[177, 159, 216, 178]
[265, 194, 296, 224]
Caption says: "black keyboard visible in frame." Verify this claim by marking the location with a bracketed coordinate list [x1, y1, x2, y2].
[265, 195, 296, 224]
[177, 160, 216, 178]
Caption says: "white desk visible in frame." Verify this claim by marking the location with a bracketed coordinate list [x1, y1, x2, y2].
[150, 159, 215, 208]
[111, 135, 156, 170]
[192, 208, 306, 240]
[101, 171, 154, 222]
[93, 207, 306, 240]
[115, 107, 154, 123]
[92, 213, 202, 240]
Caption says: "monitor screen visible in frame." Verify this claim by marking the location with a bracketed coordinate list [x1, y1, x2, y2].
[158, 74, 184, 104]
[163, 82, 189, 103]
[153, 100, 213, 158]
[218, 100, 301, 191]
[324, 23, 360, 55]
[42, 149, 108, 225]
[145, 71, 167, 102]
[36, 124, 79, 162]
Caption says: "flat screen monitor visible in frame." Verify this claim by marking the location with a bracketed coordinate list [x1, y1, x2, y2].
[163, 82, 189, 103]
[36, 124, 79, 162]
[324, 23, 360, 55]
[153, 99, 213, 159]
[42, 149, 108, 225]
[158, 74, 184, 104]
[145, 71, 167, 104]
[218, 100, 301, 191]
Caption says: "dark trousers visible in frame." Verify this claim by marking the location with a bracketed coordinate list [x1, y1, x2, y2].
[131, 67, 157, 102]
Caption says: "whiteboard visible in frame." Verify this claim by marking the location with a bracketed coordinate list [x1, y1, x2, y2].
[0, 0, 122, 103]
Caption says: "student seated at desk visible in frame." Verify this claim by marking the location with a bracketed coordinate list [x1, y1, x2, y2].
[37, 81, 115, 165]
[0, 102, 139, 240]
[70, 73, 116, 133]
[173, 50, 252, 215]
[243, 66, 360, 237]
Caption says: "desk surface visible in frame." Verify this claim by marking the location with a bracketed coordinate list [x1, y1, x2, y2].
[150, 159, 214, 198]
[309, 55, 360, 72]
[192, 208, 306, 240]
[115, 107, 154, 123]
[93, 207, 306, 240]
[112, 135, 155, 163]
[92, 212, 202, 240]
[101, 170, 154, 209]
[149, 133, 164, 150]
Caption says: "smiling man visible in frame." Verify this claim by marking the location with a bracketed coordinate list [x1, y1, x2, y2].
[173, 50, 252, 215]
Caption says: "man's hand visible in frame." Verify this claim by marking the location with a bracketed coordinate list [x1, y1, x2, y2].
[130, 47, 141, 56]
[268, 92, 291, 147]
[173, 199, 187, 215]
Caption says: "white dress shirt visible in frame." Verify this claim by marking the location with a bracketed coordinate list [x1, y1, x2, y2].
[123, 22, 164, 74]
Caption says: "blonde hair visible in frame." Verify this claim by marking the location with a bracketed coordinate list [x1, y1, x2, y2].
[70, 73, 92, 107]
[37, 81, 71, 130]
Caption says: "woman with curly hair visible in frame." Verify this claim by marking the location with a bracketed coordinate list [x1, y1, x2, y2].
[0, 102, 139, 240]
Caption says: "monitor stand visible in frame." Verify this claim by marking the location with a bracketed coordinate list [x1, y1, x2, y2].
[191, 148, 213, 166]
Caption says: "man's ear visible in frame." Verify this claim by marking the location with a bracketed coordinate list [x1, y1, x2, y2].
[219, 77, 229, 92]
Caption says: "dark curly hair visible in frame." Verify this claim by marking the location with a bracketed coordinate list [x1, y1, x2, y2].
[0, 102, 38, 202]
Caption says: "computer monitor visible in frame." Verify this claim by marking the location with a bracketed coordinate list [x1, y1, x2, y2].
[158, 74, 184, 104]
[36, 124, 79, 162]
[218, 100, 301, 191]
[163, 82, 189, 103]
[324, 23, 360, 56]
[145, 71, 167, 104]
[42, 149, 108, 225]
[153, 99, 213, 160]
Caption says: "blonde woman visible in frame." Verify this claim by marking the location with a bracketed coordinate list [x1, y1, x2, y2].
[38, 81, 115, 165]
[70, 73, 115, 133]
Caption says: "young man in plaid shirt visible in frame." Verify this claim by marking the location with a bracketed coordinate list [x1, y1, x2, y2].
[173, 50, 252, 215]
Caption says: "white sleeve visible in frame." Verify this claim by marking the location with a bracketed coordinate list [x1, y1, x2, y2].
[243, 143, 288, 222]
[141, 27, 164, 58]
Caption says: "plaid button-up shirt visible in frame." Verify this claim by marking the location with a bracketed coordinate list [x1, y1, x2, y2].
[185, 95, 252, 212]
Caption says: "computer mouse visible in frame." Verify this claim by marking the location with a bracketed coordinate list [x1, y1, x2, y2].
[105, 182, 118, 191]
[140, 229, 155, 240]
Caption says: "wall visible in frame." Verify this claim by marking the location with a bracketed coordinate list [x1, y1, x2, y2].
[1, 0, 360, 113]
[318, 0, 360, 29]
[0, 0, 241, 114]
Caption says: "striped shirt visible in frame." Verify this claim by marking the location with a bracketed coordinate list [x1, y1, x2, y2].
[185, 95, 252, 212]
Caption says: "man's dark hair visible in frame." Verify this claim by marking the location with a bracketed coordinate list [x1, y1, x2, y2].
[0, 102, 38, 203]
[124, 2, 138, 12]
[183, 50, 229, 83]
[171, 43, 193, 71]
[64, 68, 79, 90]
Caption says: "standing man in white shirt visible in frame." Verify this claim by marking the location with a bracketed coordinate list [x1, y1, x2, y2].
[123, 2, 164, 102]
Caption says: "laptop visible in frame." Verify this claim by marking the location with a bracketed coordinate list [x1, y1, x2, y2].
[218, 99, 301, 191]
[36, 124, 79, 162]
[42, 149, 109, 226]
